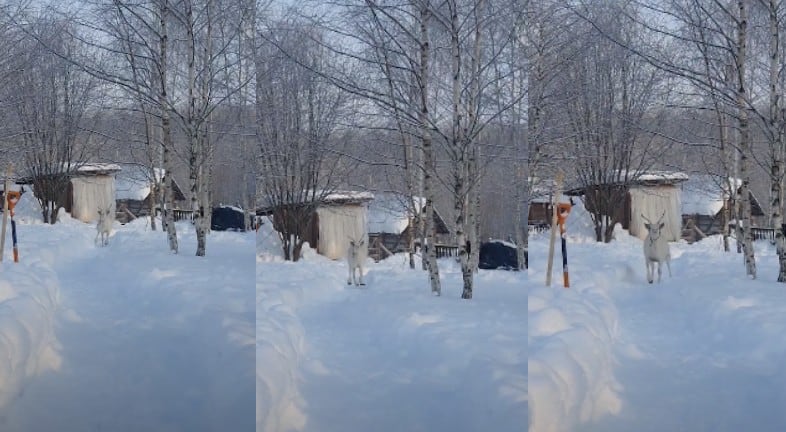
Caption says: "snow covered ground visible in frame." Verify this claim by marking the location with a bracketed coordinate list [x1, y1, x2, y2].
[530, 208, 786, 432]
[257, 223, 526, 432]
[0, 193, 254, 431]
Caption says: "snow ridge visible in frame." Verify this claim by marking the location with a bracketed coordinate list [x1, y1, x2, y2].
[0, 228, 67, 409]
[528, 262, 624, 432]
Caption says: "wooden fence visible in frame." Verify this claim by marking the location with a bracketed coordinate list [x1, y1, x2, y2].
[435, 244, 459, 258]
[173, 209, 194, 222]
[751, 227, 775, 241]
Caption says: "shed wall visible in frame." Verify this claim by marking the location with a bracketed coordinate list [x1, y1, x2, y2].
[316, 205, 368, 260]
[629, 185, 682, 241]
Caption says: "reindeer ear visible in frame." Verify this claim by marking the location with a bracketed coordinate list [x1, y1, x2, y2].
[659, 222, 665, 229]
[359, 239, 365, 246]
[350, 241, 355, 247]
[644, 223, 651, 230]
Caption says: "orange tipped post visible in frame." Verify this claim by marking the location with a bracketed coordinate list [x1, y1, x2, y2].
[557, 201, 573, 288]
[6, 189, 22, 263]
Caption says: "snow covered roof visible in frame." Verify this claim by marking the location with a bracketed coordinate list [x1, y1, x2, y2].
[115, 165, 165, 201]
[16, 162, 122, 184]
[681, 175, 741, 216]
[530, 178, 556, 203]
[367, 192, 425, 234]
[322, 191, 374, 203]
[635, 170, 690, 183]
[564, 170, 689, 195]
[257, 190, 374, 214]
[70, 163, 122, 174]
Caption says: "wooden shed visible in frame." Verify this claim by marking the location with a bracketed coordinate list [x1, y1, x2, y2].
[260, 191, 374, 260]
[680, 174, 766, 242]
[17, 163, 121, 223]
[366, 192, 451, 261]
[114, 164, 187, 223]
[528, 178, 556, 231]
[565, 171, 689, 241]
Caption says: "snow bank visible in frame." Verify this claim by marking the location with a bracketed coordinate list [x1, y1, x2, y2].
[528, 230, 630, 432]
[0, 261, 61, 407]
[0, 201, 79, 408]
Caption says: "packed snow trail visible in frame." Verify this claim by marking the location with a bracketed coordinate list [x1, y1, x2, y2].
[582, 239, 786, 432]
[0, 219, 255, 432]
[258, 245, 526, 432]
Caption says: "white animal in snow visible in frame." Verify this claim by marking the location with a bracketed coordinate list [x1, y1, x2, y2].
[96, 207, 113, 246]
[642, 212, 672, 284]
[347, 237, 367, 286]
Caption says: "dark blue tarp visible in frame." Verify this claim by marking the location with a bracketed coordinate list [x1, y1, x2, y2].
[478, 240, 519, 270]
[211, 206, 246, 231]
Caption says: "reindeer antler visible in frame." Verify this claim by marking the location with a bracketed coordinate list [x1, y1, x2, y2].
[657, 211, 666, 224]
[641, 213, 652, 224]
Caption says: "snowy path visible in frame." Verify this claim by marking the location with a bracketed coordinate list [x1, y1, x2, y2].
[0, 222, 255, 432]
[258, 250, 526, 432]
[529, 227, 786, 432]
[579, 241, 786, 431]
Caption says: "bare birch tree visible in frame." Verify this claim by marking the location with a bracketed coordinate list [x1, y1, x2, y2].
[12, 16, 106, 224]
[256, 19, 354, 261]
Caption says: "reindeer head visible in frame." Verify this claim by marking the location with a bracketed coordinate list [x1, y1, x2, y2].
[642, 212, 666, 241]
[97, 207, 112, 221]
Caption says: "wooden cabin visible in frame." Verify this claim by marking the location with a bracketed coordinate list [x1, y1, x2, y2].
[528, 178, 556, 231]
[366, 192, 451, 261]
[114, 164, 187, 223]
[680, 174, 766, 242]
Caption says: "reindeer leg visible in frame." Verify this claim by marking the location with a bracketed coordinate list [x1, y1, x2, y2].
[667, 255, 672, 277]
[359, 265, 365, 286]
[657, 262, 662, 283]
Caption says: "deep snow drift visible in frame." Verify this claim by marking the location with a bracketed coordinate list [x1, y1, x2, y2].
[257, 222, 526, 432]
[0, 193, 254, 432]
[529, 210, 786, 432]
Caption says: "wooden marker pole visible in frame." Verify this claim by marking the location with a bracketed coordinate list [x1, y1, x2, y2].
[546, 171, 564, 286]
[0, 164, 11, 263]
[558, 202, 573, 288]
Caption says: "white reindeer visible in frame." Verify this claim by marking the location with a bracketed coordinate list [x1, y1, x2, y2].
[95, 207, 113, 246]
[642, 211, 672, 284]
[347, 236, 367, 286]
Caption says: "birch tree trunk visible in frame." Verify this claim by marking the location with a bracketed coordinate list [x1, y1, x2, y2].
[768, 0, 786, 281]
[185, 0, 204, 256]
[737, 0, 755, 278]
[160, 0, 178, 253]
[420, 2, 440, 294]
[445, 0, 474, 300]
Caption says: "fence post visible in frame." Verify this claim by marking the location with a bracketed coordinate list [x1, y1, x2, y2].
[546, 171, 564, 286]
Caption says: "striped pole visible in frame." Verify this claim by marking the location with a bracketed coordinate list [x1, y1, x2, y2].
[557, 202, 573, 288]
[10, 217, 17, 263]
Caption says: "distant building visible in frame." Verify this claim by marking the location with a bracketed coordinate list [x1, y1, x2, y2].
[680, 174, 766, 242]
[17, 162, 121, 223]
[565, 170, 689, 241]
[114, 164, 187, 223]
[366, 192, 451, 261]
[258, 191, 374, 260]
